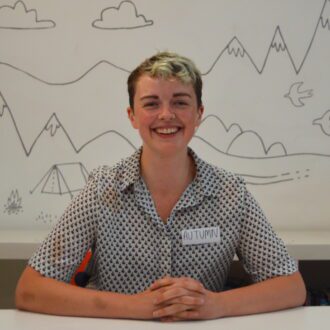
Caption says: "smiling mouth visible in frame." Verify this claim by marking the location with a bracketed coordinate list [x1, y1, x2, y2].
[154, 127, 181, 135]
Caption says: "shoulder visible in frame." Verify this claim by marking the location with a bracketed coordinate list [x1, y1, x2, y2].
[89, 163, 121, 183]
[191, 149, 246, 197]
[87, 149, 141, 196]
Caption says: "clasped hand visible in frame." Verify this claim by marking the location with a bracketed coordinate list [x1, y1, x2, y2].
[135, 276, 221, 321]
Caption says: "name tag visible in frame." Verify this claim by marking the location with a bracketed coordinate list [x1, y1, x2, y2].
[181, 226, 221, 245]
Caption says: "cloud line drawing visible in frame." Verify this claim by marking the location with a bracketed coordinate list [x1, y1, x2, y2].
[92, 0, 153, 30]
[30, 162, 89, 199]
[0, 1, 55, 30]
[313, 110, 330, 136]
[284, 82, 313, 107]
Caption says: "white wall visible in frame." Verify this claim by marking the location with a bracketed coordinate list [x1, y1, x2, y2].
[1, 0, 330, 233]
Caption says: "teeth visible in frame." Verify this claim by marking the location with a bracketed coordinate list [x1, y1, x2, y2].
[155, 127, 179, 134]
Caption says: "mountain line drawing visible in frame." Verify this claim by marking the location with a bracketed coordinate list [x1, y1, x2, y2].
[0, 0, 328, 80]
[1, 90, 330, 160]
[0, 96, 137, 157]
[0, 60, 130, 86]
[205, 0, 330, 75]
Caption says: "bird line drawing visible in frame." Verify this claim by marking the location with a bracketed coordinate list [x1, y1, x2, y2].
[284, 82, 313, 107]
[313, 110, 330, 136]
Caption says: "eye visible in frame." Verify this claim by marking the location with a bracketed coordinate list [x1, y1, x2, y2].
[173, 100, 189, 107]
[143, 101, 159, 109]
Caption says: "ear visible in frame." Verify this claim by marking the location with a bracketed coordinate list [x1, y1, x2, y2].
[196, 105, 204, 127]
[127, 107, 138, 129]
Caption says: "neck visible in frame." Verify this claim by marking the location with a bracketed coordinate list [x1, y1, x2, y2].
[140, 147, 195, 195]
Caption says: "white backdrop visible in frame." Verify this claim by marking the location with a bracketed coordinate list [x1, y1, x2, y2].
[0, 0, 329, 232]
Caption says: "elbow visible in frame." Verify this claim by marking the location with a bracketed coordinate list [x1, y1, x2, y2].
[15, 279, 33, 311]
[15, 267, 39, 311]
[297, 283, 307, 307]
[15, 284, 27, 310]
[291, 272, 307, 307]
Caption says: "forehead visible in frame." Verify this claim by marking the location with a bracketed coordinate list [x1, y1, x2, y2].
[135, 74, 195, 97]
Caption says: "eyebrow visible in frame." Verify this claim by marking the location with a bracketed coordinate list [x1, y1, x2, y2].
[173, 93, 192, 98]
[140, 93, 192, 101]
[140, 95, 159, 101]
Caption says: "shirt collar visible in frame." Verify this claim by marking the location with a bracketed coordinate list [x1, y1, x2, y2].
[118, 147, 222, 198]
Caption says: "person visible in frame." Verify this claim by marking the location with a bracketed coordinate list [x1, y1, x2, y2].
[15, 51, 306, 321]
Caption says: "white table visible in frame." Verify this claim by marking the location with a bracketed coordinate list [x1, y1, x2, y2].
[1, 307, 329, 330]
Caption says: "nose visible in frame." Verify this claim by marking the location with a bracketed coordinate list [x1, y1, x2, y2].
[158, 104, 176, 120]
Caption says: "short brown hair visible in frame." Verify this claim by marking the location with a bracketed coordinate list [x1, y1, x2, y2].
[127, 51, 203, 109]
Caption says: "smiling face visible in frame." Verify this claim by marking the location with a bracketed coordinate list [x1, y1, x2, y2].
[127, 74, 204, 158]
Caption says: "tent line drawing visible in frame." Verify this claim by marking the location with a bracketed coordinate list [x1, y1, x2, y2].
[30, 162, 89, 199]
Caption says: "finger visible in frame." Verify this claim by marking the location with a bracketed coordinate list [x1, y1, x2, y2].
[172, 310, 200, 320]
[155, 288, 204, 305]
[159, 309, 201, 321]
[160, 316, 182, 322]
[176, 278, 205, 294]
[158, 295, 204, 307]
[161, 277, 205, 294]
[149, 276, 174, 291]
[153, 303, 190, 318]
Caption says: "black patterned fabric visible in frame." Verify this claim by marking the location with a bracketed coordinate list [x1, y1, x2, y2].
[29, 148, 297, 293]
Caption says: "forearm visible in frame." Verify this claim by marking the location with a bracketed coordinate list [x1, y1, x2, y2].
[217, 271, 306, 318]
[15, 267, 133, 318]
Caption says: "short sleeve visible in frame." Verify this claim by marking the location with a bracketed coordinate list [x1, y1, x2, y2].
[236, 188, 298, 283]
[28, 171, 100, 282]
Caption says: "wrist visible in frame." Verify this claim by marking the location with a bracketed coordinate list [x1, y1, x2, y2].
[213, 291, 228, 318]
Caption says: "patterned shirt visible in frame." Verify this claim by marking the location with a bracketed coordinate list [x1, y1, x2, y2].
[29, 148, 297, 294]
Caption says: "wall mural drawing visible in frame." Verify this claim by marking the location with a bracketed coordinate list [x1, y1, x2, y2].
[0, 0, 329, 231]
[30, 162, 89, 199]
[284, 82, 313, 108]
[3, 190, 23, 215]
[0, 1, 55, 30]
[92, 0, 154, 30]
[313, 110, 330, 136]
